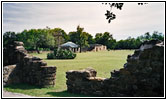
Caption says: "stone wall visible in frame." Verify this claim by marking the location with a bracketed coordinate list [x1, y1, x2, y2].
[66, 68, 105, 96]
[93, 45, 107, 52]
[3, 65, 20, 86]
[3, 41, 27, 66]
[3, 41, 56, 87]
[66, 40, 164, 97]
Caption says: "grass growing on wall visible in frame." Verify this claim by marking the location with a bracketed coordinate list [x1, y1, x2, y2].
[4, 50, 134, 97]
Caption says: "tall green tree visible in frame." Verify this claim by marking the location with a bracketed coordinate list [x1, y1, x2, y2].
[87, 33, 95, 44]
[50, 28, 69, 48]
[69, 25, 89, 53]
[95, 33, 103, 44]
[95, 32, 116, 49]
[17, 28, 54, 53]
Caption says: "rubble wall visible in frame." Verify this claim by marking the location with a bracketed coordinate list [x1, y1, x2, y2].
[3, 41, 56, 87]
[66, 40, 164, 97]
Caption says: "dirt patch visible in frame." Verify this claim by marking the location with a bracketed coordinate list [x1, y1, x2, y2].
[3, 91, 34, 97]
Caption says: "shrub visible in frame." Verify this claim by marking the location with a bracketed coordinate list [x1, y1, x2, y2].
[43, 48, 50, 51]
[47, 48, 76, 59]
[47, 52, 55, 59]
[54, 49, 58, 55]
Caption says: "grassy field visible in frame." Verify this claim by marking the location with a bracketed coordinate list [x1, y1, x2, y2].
[4, 50, 134, 97]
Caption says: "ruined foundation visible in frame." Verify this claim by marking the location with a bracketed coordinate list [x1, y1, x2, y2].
[3, 41, 56, 87]
[66, 40, 164, 97]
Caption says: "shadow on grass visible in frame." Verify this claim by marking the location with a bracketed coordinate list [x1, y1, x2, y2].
[4, 84, 94, 97]
[44, 58, 76, 61]
[4, 83, 42, 90]
[46, 90, 94, 97]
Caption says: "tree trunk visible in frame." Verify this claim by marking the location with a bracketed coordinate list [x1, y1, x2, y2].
[36, 47, 40, 54]
[37, 50, 40, 54]
[80, 45, 82, 53]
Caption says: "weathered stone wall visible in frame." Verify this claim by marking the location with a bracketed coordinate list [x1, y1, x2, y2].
[66, 40, 164, 97]
[3, 41, 56, 87]
[66, 68, 105, 96]
[3, 65, 20, 86]
[93, 45, 107, 52]
[3, 41, 27, 66]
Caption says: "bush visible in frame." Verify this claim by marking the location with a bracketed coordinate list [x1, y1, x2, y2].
[47, 48, 76, 59]
[47, 52, 55, 59]
[41, 48, 51, 51]
[53, 49, 58, 55]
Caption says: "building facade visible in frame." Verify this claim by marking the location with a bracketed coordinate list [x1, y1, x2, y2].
[88, 44, 107, 52]
[60, 42, 80, 53]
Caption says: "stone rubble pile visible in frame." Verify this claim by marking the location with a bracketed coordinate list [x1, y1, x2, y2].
[66, 40, 164, 97]
[3, 41, 56, 87]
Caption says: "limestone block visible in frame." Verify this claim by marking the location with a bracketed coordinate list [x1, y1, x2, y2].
[3, 41, 57, 88]
[14, 41, 24, 46]
[66, 68, 97, 79]
[3, 65, 20, 86]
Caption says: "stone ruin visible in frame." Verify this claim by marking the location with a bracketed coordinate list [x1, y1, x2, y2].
[3, 41, 56, 87]
[66, 40, 164, 97]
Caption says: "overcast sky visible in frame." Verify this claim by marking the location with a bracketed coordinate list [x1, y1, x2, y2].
[3, 2, 165, 40]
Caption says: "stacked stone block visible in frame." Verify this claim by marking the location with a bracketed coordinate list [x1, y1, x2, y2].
[3, 41, 56, 87]
[66, 68, 105, 96]
[3, 65, 20, 86]
[66, 40, 164, 97]
[3, 41, 27, 66]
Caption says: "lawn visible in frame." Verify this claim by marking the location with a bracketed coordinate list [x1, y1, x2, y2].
[4, 50, 134, 97]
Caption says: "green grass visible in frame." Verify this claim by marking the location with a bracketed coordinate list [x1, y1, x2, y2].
[4, 50, 134, 97]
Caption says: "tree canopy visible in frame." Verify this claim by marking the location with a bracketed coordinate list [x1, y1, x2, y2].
[95, 32, 116, 49]
[49, 28, 69, 48]
[69, 25, 89, 53]
[3, 25, 164, 52]
[17, 28, 55, 53]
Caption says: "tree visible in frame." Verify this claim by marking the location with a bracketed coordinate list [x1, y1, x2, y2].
[42, 28, 55, 49]
[137, 31, 164, 42]
[87, 33, 95, 44]
[144, 32, 151, 40]
[50, 28, 69, 48]
[17, 28, 54, 53]
[3, 31, 18, 47]
[152, 31, 164, 41]
[95, 33, 103, 44]
[69, 25, 89, 53]
[95, 32, 116, 49]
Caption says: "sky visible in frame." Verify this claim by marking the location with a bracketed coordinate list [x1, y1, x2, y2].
[2, 2, 165, 40]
